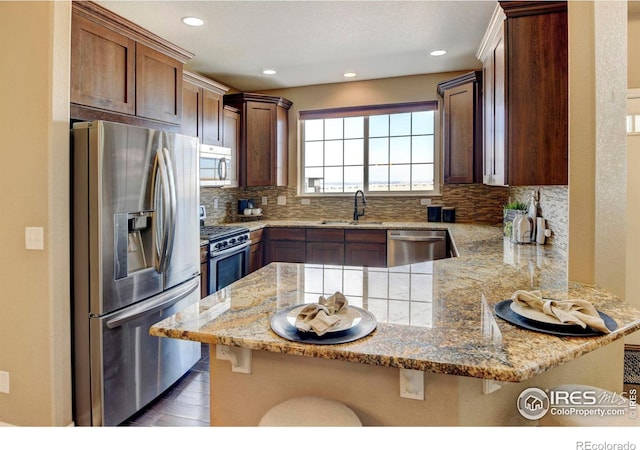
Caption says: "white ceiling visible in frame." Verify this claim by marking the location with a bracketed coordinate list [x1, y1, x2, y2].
[96, 0, 497, 92]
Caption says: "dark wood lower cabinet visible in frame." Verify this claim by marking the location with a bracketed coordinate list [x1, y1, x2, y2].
[266, 240, 306, 264]
[264, 227, 387, 268]
[200, 244, 208, 299]
[344, 243, 386, 267]
[306, 242, 345, 265]
[265, 228, 306, 264]
[344, 229, 387, 267]
[249, 229, 264, 273]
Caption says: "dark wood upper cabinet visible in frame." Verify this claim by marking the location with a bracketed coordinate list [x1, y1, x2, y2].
[478, 1, 568, 186]
[70, 1, 192, 127]
[71, 12, 135, 115]
[182, 71, 229, 146]
[135, 44, 182, 124]
[224, 93, 293, 187]
[438, 71, 483, 184]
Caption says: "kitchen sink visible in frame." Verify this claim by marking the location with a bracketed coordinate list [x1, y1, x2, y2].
[319, 219, 383, 225]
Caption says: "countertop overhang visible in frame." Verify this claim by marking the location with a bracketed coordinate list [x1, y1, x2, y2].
[153, 220, 640, 382]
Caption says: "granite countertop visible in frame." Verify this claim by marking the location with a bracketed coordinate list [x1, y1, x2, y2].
[155, 220, 640, 382]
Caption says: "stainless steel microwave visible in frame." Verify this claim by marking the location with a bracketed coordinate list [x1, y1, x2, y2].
[200, 144, 235, 187]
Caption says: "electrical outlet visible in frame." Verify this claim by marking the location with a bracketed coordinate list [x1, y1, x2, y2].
[0, 371, 9, 394]
[301, 199, 311, 205]
[420, 198, 432, 206]
[277, 196, 286, 206]
[213, 198, 219, 210]
[25, 227, 44, 250]
[261, 196, 268, 205]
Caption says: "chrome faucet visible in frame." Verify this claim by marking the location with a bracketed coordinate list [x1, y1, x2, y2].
[353, 190, 366, 221]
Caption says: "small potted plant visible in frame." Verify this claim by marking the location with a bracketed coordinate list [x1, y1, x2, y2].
[503, 201, 528, 238]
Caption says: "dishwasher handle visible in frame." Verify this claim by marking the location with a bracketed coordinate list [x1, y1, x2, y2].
[388, 234, 446, 243]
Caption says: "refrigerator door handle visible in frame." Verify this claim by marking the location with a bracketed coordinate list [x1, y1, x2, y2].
[105, 277, 199, 329]
[154, 145, 172, 273]
[162, 144, 177, 270]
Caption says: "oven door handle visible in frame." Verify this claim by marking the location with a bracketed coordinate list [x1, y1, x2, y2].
[210, 241, 251, 260]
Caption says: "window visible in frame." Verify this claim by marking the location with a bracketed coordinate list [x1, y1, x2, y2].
[299, 102, 439, 195]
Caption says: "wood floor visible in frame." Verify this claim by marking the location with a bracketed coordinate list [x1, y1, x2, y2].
[120, 344, 210, 427]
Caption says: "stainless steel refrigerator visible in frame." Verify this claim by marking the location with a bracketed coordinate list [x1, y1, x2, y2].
[71, 120, 201, 426]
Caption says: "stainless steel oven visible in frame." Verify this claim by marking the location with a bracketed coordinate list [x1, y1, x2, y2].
[201, 226, 251, 295]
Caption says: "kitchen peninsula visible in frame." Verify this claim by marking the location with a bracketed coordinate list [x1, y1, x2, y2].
[150, 222, 640, 426]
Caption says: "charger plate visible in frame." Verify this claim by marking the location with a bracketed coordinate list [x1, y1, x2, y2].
[494, 300, 617, 336]
[270, 304, 377, 344]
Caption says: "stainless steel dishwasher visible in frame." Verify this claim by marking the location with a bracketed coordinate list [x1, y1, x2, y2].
[387, 230, 448, 267]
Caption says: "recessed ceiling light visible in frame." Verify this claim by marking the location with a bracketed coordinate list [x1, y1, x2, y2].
[262, 69, 277, 75]
[343, 72, 357, 78]
[182, 16, 204, 27]
[430, 50, 447, 56]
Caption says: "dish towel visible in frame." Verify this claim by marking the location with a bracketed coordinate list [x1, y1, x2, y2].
[295, 292, 349, 336]
[511, 290, 610, 333]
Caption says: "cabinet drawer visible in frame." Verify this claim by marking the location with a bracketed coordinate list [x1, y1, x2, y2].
[306, 228, 344, 242]
[344, 229, 387, 244]
[250, 228, 264, 243]
[268, 228, 305, 241]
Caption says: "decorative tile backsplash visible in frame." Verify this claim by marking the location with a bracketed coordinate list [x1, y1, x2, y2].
[200, 183, 568, 252]
[506, 186, 568, 254]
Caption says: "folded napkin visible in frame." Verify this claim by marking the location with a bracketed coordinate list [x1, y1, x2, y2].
[295, 292, 349, 336]
[511, 290, 610, 333]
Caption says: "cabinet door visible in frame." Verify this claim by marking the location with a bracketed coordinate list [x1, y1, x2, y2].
[223, 107, 241, 187]
[136, 43, 182, 124]
[506, 9, 568, 186]
[202, 89, 223, 146]
[249, 229, 264, 273]
[71, 13, 135, 115]
[483, 26, 506, 186]
[344, 243, 386, 267]
[200, 245, 209, 299]
[245, 101, 277, 186]
[266, 241, 305, 264]
[443, 81, 481, 184]
[182, 80, 201, 139]
[306, 242, 345, 265]
[344, 230, 386, 267]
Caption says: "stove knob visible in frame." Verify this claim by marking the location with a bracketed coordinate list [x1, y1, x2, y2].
[229, 238, 236, 244]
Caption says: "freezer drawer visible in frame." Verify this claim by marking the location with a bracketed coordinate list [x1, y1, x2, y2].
[76, 278, 201, 426]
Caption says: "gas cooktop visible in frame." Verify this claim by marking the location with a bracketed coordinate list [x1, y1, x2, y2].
[200, 225, 249, 241]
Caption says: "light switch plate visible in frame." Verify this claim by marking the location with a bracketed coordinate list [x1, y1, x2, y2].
[301, 199, 310, 205]
[261, 196, 268, 205]
[0, 371, 9, 394]
[420, 198, 432, 206]
[277, 196, 286, 206]
[214, 198, 219, 209]
[25, 227, 44, 250]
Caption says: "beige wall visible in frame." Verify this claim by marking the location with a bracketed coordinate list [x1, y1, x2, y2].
[0, 1, 72, 426]
[568, 1, 628, 299]
[628, 6, 640, 346]
[629, 10, 640, 88]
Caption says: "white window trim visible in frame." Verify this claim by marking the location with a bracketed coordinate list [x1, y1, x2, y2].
[296, 102, 442, 197]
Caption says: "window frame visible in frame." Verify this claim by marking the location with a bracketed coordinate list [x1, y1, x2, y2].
[297, 101, 441, 197]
